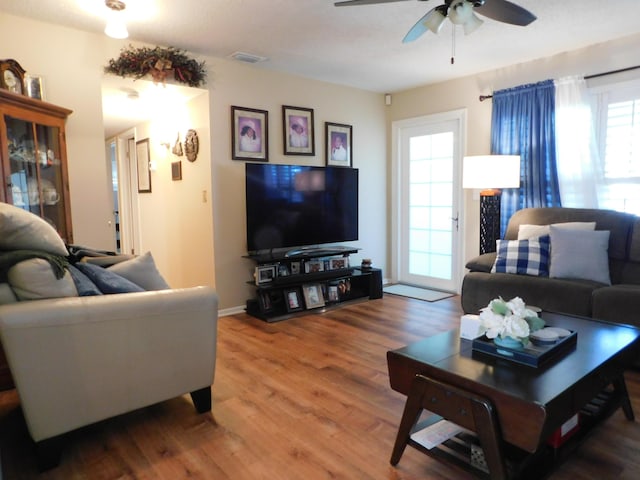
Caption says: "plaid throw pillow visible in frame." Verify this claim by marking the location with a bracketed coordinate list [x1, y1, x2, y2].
[491, 235, 550, 276]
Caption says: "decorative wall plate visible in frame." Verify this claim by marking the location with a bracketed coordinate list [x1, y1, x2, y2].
[184, 129, 199, 162]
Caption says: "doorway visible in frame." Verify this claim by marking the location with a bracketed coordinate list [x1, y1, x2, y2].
[391, 109, 465, 293]
[105, 129, 140, 255]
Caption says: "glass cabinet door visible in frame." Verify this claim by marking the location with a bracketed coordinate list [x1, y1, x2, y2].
[6, 115, 70, 242]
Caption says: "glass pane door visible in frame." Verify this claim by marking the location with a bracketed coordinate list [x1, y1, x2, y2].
[394, 112, 464, 292]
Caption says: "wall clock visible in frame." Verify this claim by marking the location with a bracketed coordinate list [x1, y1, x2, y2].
[0, 59, 26, 95]
[184, 129, 199, 162]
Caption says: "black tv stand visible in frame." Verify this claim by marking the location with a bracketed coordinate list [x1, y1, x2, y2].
[244, 247, 382, 322]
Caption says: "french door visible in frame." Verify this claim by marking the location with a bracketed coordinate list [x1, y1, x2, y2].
[392, 110, 465, 292]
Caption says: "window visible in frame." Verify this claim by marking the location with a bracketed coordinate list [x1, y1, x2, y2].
[591, 81, 640, 215]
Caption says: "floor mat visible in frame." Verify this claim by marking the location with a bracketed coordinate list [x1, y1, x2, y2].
[383, 284, 454, 302]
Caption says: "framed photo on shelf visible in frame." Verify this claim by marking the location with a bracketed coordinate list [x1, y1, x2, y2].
[284, 288, 304, 313]
[283, 105, 314, 155]
[305, 259, 324, 273]
[231, 106, 269, 161]
[325, 122, 352, 167]
[259, 291, 273, 312]
[290, 261, 301, 275]
[302, 283, 325, 309]
[255, 265, 277, 285]
[327, 284, 340, 303]
[135, 138, 152, 193]
[278, 263, 290, 277]
[329, 257, 348, 270]
[24, 74, 45, 100]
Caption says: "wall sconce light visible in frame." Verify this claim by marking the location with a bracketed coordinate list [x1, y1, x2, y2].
[104, 0, 129, 39]
[463, 155, 521, 254]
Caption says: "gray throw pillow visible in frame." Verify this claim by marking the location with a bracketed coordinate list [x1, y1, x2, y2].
[107, 251, 170, 290]
[0, 202, 68, 256]
[8, 258, 78, 300]
[549, 226, 611, 285]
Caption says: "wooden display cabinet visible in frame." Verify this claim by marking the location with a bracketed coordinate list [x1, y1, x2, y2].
[0, 88, 73, 243]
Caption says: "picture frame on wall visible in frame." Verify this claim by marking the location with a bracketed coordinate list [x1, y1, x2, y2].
[325, 122, 352, 167]
[283, 105, 314, 156]
[302, 283, 325, 309]
[171, 161, 182, 181]
[135, 138, 152, 193]
[284, 288, 304, 313]
[231, 106, 269, 161]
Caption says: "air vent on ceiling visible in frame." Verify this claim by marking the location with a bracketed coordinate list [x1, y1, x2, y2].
[229, 51, 268, 64]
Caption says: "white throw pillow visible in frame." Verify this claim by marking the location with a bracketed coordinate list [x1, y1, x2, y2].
[8, 258, 78, 300]
[517, 222, 596, 240]
[107, 251, 170, 290]
[0, 202, 68, 255]
[549, 226, 611, 285]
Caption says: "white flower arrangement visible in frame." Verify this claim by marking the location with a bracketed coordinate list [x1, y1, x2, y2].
[479, 296, 545, 346]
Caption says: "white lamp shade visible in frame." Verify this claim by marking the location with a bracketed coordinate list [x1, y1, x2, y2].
[463, 12, 483, 35]
[462, 155, 521, 189]
[423, 9, 446, 34]
[449, 0, 473, 25]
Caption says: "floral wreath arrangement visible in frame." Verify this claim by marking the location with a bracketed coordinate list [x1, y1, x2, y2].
[104, 45, 207, 88]
[478, 296, 545, 346]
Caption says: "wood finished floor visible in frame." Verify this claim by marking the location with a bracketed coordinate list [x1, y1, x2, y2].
[1, 294, 640, 479]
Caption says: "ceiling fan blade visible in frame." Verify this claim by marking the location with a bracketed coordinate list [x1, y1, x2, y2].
[474, 0, 536, 26]
[402, 8, 436, 43]
[335, 0, 413, 6]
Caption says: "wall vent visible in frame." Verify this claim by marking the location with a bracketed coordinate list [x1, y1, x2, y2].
[229, 51, 268, 64]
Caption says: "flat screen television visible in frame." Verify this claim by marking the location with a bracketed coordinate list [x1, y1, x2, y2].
[245, 163, 358, 253]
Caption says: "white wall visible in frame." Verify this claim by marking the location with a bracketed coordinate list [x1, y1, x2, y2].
[0, 13, 387, 312]
[386, 32, 640, 286]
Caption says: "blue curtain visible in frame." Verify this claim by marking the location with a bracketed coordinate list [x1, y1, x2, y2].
[491, 79, 561, 236]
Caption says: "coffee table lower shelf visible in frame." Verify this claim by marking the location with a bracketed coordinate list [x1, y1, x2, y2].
[404, 384, 628, 480]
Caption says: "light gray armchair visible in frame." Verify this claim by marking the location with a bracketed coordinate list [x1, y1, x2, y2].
[0, 285, 218, 470]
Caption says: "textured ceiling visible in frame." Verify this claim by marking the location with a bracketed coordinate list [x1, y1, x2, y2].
[2, 0, 640, 94]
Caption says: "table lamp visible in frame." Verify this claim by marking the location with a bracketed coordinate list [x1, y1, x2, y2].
[463, 155, 521, 254]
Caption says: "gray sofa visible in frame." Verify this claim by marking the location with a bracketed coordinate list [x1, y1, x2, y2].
[461, 207, 640, 328]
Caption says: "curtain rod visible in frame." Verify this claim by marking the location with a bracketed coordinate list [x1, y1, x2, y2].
[478, 64, 640, 102]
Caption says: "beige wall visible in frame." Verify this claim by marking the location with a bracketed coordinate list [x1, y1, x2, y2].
[207, 58, 387, 312]
[1, 13, 387, 312]
[386, 32, 640, 281]
[132, 90, 215, 290]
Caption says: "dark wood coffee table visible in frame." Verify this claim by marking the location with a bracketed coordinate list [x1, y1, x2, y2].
[387, 312, 640, 479]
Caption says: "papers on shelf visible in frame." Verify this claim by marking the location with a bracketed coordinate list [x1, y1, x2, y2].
[410, 420, 465, 450]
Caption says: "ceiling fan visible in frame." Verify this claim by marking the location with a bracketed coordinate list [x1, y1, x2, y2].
[334, 0, 536, 43]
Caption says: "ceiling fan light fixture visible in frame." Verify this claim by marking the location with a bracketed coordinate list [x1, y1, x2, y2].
[463, 12, 483, 35]
[423, 6, 447, 34]
[449, 0, 474, 25]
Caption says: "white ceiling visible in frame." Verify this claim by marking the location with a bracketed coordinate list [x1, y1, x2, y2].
[3, 0, 640, 93]
[2, 0, 640, 134]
